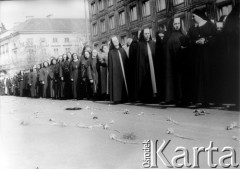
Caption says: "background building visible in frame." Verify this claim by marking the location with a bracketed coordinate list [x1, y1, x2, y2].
[0, 18, 87, 76]
[88, 0, 236, 48]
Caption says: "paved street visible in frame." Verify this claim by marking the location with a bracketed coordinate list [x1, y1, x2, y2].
[0, 96, 239, 169]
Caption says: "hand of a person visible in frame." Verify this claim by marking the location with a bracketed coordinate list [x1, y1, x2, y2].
[61, 77, 64, 81]
[90, 79, 93, 83]
[71, 78, 73, 81]
[196, 38, 205, 45]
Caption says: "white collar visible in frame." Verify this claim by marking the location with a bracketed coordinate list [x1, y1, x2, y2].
[198, 20, 207, 27]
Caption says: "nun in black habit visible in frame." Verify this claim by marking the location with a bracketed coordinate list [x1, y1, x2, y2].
[186, 9, 217, 107]
[135, 28, 157, 103]
[108, 36, 129, 103]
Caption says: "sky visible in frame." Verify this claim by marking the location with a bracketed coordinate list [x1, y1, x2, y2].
[0, 0, 89, 29]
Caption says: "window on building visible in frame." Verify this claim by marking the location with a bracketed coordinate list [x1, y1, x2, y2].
[109, 15, 115, 29]
[99, 0, 104, 11]
[119, 11, 125, 26]
[120, 35, 127, 45]
[6, 43, 8, 53]
[93, 23, 98, 35]
[173, 0, 184, 5]
[100, 19, 106, 33]
[40, 38, 46, 43]
[142, 0, 151, 17]
[65, 38, 70, 43]
[26, 38, 33, 46]
[108, 0, 113, 7]
[91, 2, 96, 15]
[53, 38, 58, 43]
[156, 0, 166, 11]
[54, 48, 58, 55]
[94, 43, 99, 49]
[66, 48, 70, 52]
[217, 4, 232, 20]
[42, 48, 47, 54]
[130, 5, 137, 21]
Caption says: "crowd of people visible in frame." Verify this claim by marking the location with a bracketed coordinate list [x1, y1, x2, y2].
[0, 7, 239, 110]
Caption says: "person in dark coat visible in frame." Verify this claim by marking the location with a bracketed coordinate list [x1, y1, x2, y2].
[61, 53, 72, 99]
[70, 53, 81, 99]
[12, 74, 19, 96]
[39, 61, 50, 98]
[220, 4, 240, 110]
[23, 71, 30, 97]
[56, 55, 63, 99]
[128, 33, 139, 102]
[186, 9, 217, 107]
[91, 49, 99, 100]
[135, 28, 157, 103]
[160, 17, 186, 105]
[80, 51, 93, 100]
[98, 45, 109, 100]
[155, 29, 167, 102]
[108, 36, 129, 103]
[48, 58, 58, 98]
[18, 70, 24, 97]
[28, 65, 38, 98]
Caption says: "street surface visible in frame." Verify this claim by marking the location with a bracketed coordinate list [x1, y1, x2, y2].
[0, 96, 239, 169]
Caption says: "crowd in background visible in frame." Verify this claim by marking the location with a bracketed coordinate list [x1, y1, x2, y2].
[0, 6, 239, 110]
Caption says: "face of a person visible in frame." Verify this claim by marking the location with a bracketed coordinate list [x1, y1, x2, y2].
[173, 18, 181, 31]
[44, 62, 48, 67]
[67, 52, 71, 57]
[158, 33, 164, 39]
[144, 29, 150, 41]
[58, 56, 63, 61]
[112, 37, 119, 48]
[63, 54, 67, 60]
[85, 52, 90, 59]
[92, 50, 98, 57]
[103, 46, 109, 53]
[52, 60, 56, 65]
[73, 54, 78, 60]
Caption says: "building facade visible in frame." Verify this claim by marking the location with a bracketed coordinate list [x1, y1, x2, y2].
[88, 0, 236, 48]
[0, 18, 87, 75]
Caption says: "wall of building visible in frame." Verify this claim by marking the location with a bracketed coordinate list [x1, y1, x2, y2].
[88, 0, 236, 48]
[0, 32, 86, 75]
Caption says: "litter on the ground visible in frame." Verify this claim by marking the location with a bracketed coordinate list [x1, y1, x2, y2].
[110, 133, 140, 144]
[226, 122, 238, 130]
[123, 109, 129, 114]
[65, 107, 82, 110]
[166, 117, 180, 125]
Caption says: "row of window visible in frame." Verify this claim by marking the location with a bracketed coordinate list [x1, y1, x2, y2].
[90, 0, 185, 16]
[0, 43, 9, 55]
[26, 37, 70, 44]
[91, 0, 185, 36]
[91, 0, 232, 37]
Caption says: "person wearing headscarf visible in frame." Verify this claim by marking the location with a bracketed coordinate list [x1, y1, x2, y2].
[48, 57, 57, 98]
[128, 32, 140, 102]
[56, 55, 63, 99]
[108, 36, 129, 103]
[18, 70, 24, 97]
[155, 29, 167, 103]
[80, 51, 93, 100]
[98, 45, 109, 100]
[185, 9, 217, 107]
[70, 53, 81, 99]
[135, 28, 157, 103]
[160, 17, 186, 105]
[91, 49, 99, 100]
[28, 65, 38, 98]
[219, 3, 240, 110]
[39, 61, 50, 98]
[23, 70, 30, 97]
[61, 53, 72, 99]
